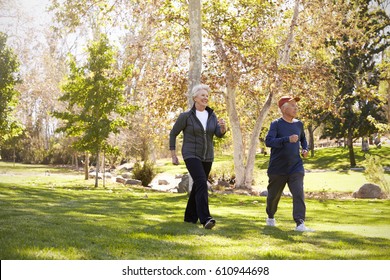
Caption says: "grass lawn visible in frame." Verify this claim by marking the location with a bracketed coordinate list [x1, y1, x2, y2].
[158, 145, 390, 193]
[0, 162, 389, 260]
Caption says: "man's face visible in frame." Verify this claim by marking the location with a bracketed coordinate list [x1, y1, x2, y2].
[282, 100, 298, 118]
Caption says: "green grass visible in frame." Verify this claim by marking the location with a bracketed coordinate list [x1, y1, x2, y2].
[157, 146, 390, 193]
[0, 162, 389, 260]
[304, 145, 390, 170]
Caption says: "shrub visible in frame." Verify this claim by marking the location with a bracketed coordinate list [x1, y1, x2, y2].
[209, 162, 235, 185]
[132, 161, 156, 186]
[364, 154, 389, 195]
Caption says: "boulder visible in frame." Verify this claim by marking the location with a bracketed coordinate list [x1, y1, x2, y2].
[282, 192, 292, 197]
[158, 179, 169, 185]
[125, 179, 142, 186]
[177, 174, 190, 193]
[217, 180, 230, 188]
[116, 176, 126, 184]
[353, 183, 383, 199]
[89, 172, 112, 179]
[117, 163, 134, 172]
[259, 190, 268, 197]
[121, 172, 132, 179]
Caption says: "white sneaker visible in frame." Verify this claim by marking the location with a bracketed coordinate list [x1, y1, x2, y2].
[295, 223, 315, 232]
[266, 218, 276, 227]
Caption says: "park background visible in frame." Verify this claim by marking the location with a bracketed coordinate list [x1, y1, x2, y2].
[0, 0, 390, 260]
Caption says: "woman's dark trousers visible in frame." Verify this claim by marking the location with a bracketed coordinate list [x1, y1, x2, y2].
[184, 158, 212, 225]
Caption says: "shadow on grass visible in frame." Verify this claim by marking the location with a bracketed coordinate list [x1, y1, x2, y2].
[1, 182, 389, 260]
[0, 162, 78, 174]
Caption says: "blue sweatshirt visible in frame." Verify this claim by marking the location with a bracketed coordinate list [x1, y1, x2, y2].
[265, 118, 308, 175]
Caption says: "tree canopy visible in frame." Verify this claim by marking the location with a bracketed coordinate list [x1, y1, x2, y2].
[54, 34, 136, 186]
[0, 0, 389, 183]
[0, 32, 21, 145]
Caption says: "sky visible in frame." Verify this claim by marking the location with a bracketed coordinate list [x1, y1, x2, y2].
[1, 0, 389, 61]
[2, 0, 390, 40]
[0, 0, 51, 44]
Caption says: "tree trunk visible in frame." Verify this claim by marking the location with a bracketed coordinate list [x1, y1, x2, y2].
[13, 144, 16, 165]
[226, 81, 246, 188]
[347, 130, 356, 167]
[236, 0, 301, 189]
[307, 124, 315, 157]
[84, 152, 89, 180]
[102, 150, 106, 188]
[75, 153, 79, 170]
[212, 0, 301, 190]
[95, 151, 99, 188]
[243, 92, 274, 189]
[212, 35, 245, 187]
[188, 0, 202, 108]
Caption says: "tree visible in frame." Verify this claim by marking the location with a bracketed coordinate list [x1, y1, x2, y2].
[378, 48, 390, 130]
[54, 34, 135, 187]
[201, 0, 301, 189]
[323, 0, 390, 166]
[49, 0, 191, 163]
[188, 0, 202, 108]
[0, 32, 21, 146]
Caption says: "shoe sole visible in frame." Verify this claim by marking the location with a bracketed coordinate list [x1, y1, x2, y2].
[295, 228, 315, 232]
[204, 220, 216, 229]
[266, 219, 276, 227]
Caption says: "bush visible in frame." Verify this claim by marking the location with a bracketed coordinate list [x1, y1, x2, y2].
[209, 162, 235, 185]
[364, 154, 389, 195]
[132, 161, 156, 186]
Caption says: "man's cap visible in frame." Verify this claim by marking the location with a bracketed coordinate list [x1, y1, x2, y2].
[278, 96, 301, 108]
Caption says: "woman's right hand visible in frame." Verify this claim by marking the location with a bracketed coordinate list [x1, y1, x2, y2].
[172, 155, 179, 165]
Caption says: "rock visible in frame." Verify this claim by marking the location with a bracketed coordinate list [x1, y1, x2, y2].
[177, 174, 190, 193]
[207, 181, 214, 192]
[122, 172, 132, 179]
[353, 183, 383, 199]
[158, 179, 169, 185]
[89, 172, 100, 179]
[258, 190, 290, 197]
[250, 190, 259, 196]
[116, 176, 126, 184]
[89, 172, 112, 179]
[259, 190, 268, 197]
[217, 180, 230, 188]
[117, 163, 134, 172]
[282, 192, 292, 197]
[234, 189, 251, 196]
[125, 179, 142, 186]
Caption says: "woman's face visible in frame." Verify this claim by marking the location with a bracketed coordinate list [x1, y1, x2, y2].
[194, 90, 209, 107]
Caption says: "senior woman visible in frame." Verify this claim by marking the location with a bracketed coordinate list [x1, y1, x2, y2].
[169, 84, 226, 229]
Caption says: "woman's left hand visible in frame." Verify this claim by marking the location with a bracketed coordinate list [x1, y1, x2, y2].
[218, 118, 226, 134]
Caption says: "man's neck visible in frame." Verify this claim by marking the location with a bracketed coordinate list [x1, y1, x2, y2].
[282, 116, 294, 123]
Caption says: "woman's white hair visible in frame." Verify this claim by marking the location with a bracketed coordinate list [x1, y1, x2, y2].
[191, 84, 211, 98]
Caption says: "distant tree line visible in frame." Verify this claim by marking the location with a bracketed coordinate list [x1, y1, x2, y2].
[0, 0, 389, 190]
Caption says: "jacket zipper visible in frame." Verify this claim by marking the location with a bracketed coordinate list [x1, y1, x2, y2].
[203, 130, 207, 160]
[193, 108, 211, 161]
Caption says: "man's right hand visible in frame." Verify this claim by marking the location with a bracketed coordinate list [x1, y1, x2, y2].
[289, 134, 299, 143]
